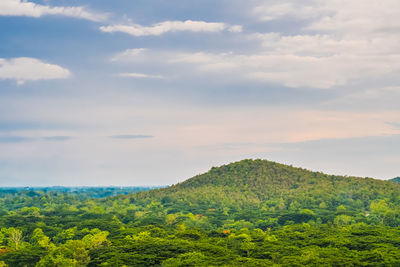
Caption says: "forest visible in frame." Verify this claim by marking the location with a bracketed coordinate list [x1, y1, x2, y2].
[1, 159, 400, 266]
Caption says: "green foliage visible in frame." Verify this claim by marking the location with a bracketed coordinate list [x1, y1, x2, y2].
[31, 229, 52, 249]
[390, 177, 400, 183]
[2, 228, 25, 250]
[161, 252, 206, 266]
[1, 159, 400, 266]
[81, 229, 109, 249]
[36, 240, 90, 267]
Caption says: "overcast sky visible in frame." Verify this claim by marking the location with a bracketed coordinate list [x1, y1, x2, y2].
[1, 0, 400, 186]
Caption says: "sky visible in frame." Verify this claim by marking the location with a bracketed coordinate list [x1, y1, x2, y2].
[0, 0, 400, 186]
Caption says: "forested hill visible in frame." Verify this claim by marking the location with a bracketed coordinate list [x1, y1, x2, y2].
[130, 159, 400, 218]
[174, 159, 391, 192]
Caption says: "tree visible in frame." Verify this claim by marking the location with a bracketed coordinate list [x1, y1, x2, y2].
[370, 200, 390, 224]
[31, 228, 53, 249]
[82, 229, 109, 249]
[161, 252, 207, 267]
[3, 228, 23, 250]
[36, 240, 89, 267]
[334, 215, 353, 226]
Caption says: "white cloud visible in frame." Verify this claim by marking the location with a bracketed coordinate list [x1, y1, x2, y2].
[304, 1, 400, 36]
[0, 57, 70, 85]
[168, 52, 356, 88]
[254, 2, 298, 21]
[117, 73, 165, 79]
[253, 0, 400, 37]
[253, 1, 325, 22]
[107, 0, 400, 89]
[111, 47, 400, 89]
[110, 48, 148, 62]
[0, 0, 106, 21]
[239, 1, 396, 88]
[100, 20, 237, 36]
[228, 25, 243, 33]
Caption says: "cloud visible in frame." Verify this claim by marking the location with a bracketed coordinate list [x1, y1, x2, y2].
[117, 73, 165, 79]
[109, 1, 400, 89]
[0, 120, 57, 131]
[0, 136, 31, 143]
[387, 122, 400, 129]
[248, 32, 400, 88]
[42, 136, 72, 142]
[0, 57, 70, 85]
[0, 0, 106, 21]
[323, 86, 400, 109]
[253, 0, 400, 37]
[110, 48, 148, 62]
[253, 0, 400, 39]
[100, 20, 238, 36]
[304, 1, 400, 37]
[228, 25, 243, 33]
[253, 1, 324, 22]
[109, 135, 153, 139]
[112, 48, 398, 89]
[0, 136, 72, 143]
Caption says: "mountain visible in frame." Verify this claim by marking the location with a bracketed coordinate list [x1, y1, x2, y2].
[130, 159, 400, 224]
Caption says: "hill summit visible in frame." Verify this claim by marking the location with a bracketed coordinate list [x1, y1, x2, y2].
[174, 159, 369, 191]
[132, 159, 400, 220]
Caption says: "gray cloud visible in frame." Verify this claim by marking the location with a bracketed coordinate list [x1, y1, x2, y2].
[0, 136, 32, 143]
[109, 135, 153, 139]
[0, 136, 73, 143]
[387, 122, 400, 129]
[42, 136, 73, 142]
[0, 120, 75, 131]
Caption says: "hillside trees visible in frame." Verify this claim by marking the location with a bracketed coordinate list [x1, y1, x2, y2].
[1, 160, 400, 265]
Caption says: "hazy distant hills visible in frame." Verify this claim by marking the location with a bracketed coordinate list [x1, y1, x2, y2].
[0, 186, 159, 199]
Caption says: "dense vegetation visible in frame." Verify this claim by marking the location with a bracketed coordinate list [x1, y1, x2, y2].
[391, 177, 400, 184]
[1, 159, 400, 266]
